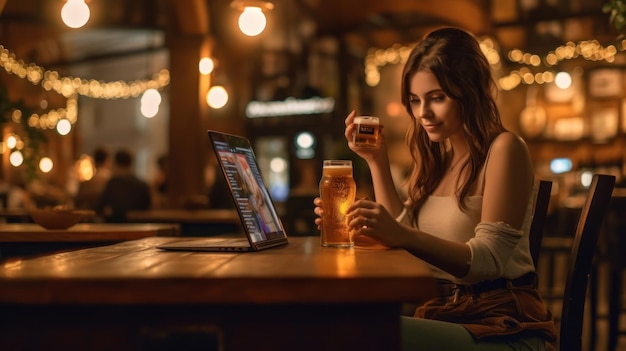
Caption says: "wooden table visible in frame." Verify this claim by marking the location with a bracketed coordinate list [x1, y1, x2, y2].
[126, 209, 240, 224]
[0, 223, 180, 260]
[0, 236, 437, 351]
[0, 208, 31, 223]
[126, 209, 241, 236]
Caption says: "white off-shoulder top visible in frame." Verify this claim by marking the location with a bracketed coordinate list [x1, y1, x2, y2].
[396, 145, 537, 284]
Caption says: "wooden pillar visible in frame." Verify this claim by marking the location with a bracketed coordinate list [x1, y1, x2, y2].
[166, 35, 211, 208]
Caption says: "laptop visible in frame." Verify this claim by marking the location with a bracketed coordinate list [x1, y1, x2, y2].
[157, 130, 289, 252]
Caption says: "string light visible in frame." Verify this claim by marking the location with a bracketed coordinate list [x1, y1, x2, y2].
[364, 38, 625, 91]
[1, 44, 170, 130]
[9, 95, 78, 131]
[0, 43, 171, 171]
[554, 71, 573, 89]
[0, 45, 170, 100]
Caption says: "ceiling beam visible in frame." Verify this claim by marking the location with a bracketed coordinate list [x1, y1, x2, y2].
[314, 0, 488, 35]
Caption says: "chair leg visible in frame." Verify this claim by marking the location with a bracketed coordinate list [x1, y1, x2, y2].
[547, 251, 557, 300]
[589, 263, 598, 351]
[608, 267, 621, 351]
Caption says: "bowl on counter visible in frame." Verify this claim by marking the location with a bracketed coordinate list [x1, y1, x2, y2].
[29, 207, 96, 230]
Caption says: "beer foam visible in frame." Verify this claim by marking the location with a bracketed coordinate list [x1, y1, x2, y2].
[323, 165, 353, 176]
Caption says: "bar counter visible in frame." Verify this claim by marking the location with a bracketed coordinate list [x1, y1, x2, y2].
[0, 236, 437, 351]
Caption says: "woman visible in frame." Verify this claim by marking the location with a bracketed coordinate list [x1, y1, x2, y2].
[314, 27, 557, 350]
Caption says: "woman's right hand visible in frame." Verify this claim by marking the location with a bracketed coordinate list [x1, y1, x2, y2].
[344, 110, 386, 163]
[313, 197, 324, 231]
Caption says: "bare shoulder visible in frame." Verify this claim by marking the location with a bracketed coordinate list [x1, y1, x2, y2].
[485, 131, 533, 181]
[490, 131, 529, 154]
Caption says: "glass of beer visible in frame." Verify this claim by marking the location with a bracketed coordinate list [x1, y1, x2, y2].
[353, 116, 381, 148]
[319, 160, 356, 247]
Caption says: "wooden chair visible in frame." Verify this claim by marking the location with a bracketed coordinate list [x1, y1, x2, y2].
[604, 194, 626, 351]
[528, 179, 553, 269]
[554, 173, 616, 351]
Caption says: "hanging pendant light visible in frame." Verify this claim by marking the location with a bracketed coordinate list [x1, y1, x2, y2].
[61, 0, 91, 29]
[231, 1, 274, 37]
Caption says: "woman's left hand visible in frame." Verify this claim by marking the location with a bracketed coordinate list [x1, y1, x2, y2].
[347, 198, 405, 247]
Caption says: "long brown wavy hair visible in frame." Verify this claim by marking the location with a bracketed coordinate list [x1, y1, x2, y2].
[400, 27, 506, 223]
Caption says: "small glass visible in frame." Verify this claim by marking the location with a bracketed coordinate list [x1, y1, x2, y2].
[353, 116, 381, 148]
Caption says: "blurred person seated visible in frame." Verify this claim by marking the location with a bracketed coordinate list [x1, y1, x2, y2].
[205, 156, 235, 209]
[150, 154, 169, 209]
[2, 172, 35, 210]
[95, 149, 151, 222]
[75, 147, 112, 210]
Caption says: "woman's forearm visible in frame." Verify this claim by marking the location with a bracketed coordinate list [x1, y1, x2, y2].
[368, 155, 405, 218]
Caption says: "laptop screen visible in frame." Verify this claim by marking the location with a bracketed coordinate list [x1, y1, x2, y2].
[209, 130, 286, 244]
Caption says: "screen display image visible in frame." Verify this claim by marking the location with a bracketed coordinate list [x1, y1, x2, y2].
[211, 134, 285, 243]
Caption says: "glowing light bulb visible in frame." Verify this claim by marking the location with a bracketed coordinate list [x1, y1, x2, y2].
[141, 88, 162, 106]
[295, 132, 315, 149]
[199, 57, 215, 75]
[57, 119, 72, 135]
[141, 88, 161, 118]
[9, 151, 23, 167]
[77, 154, 95, 181]
[141, 104, 159, 118]
[39, 157, 54, 173]
[206, 86, 229, 109]
[61, 0, 91, 29]
[270, 157, 287, 173]
[238, 7, 267, 36]
[555, 71, 572, 90]
[6, 135, 17, 149]
[581, 170, 593, 188]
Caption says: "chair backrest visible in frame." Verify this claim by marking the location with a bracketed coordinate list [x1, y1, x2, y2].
[559, 173, 616, 351]
[528, 179, 553, 268]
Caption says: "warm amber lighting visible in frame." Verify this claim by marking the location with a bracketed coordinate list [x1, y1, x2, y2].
[206, 86, 229, 109]
[199, 57, 215, 75]
[231, 1, 274, 37]
[0, 45, 170, 101]
[335, 249, 356, 277]
[6, 135, 17, 149]
[76, 154, 95, 182]
[142, 88, 162, 106]
[56, 119, 72, 135]
[554, 72, 572, 89]
[9, 151, 23, 167]
[270, 157, 287, 173]
[61, 0, 90, 29]
[366, 37, 624, 91]
[39, 157, 54, 173]
[140, 88, 162, 118]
